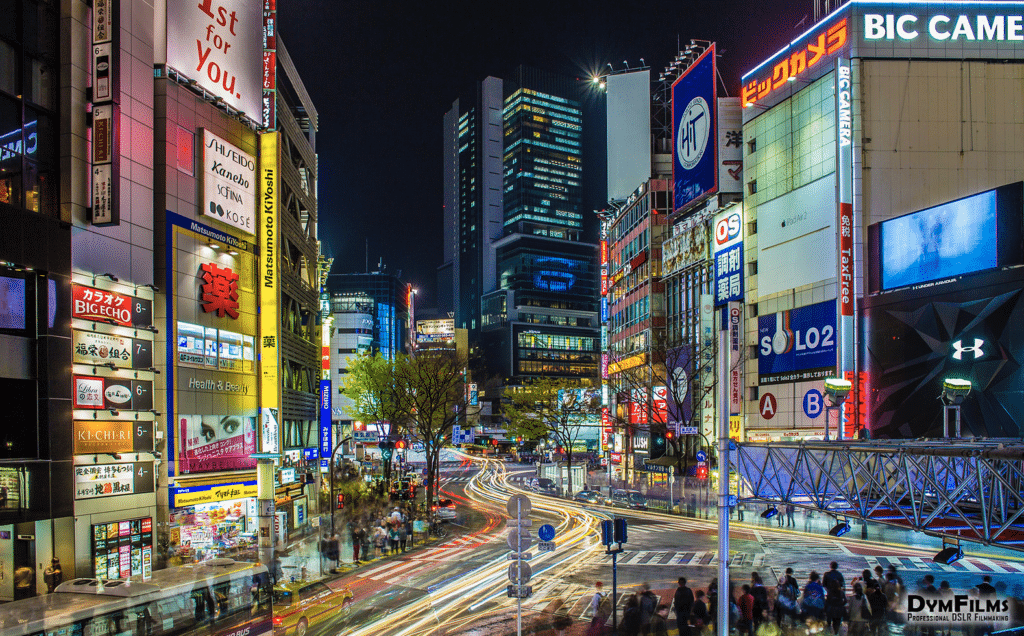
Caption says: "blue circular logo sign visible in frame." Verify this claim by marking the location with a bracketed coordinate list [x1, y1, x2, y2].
[538, 524, 556, 542]
[803, 389, 824, 419]
[695, 450, 708, 463]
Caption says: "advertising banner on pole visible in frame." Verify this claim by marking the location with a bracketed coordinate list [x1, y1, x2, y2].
[259, 132, 280, 454]
[673, 44, 717, 211]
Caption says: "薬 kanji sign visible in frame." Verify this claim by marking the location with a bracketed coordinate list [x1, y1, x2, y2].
[200, 263, 240, 319]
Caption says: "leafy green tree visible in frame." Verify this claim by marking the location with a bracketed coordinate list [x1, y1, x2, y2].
[503, 377, 601, 497]
[340, 351, 409, 485]
[397, 349, 466, 516]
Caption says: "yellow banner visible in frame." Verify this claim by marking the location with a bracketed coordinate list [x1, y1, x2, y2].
[173, 482, 258, 508]
[73, 420, 135, 454]
[259, 132, 280, 454]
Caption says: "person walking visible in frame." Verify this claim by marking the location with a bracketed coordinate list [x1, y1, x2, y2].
[674, 577, 695, 636]
[388, 525, 400, 556]
[638, 583, 659, 636]
[824, 562, 845, 592]
[801, 571, 827, 621]
[707, 578, 719, 632]
[692, 590, 709, 631]
[651, 604, 671, 636]
[398, 522, 408, 552]
[751, 572, 769, 633]
[825, 580, 848, 635]
[848, 583, 868, 636]
[775, 575, 799, 626]
[865, 582, 889, 636]
[784, 568, 800, 598]
[587, 581, 610, 636]
[621, 594, 642, 636]
[737, 584, 755, 636]
[786, 504, 796, 527]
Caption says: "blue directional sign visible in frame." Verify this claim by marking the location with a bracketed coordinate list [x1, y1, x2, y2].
[538, 524, 556, 542]
[803, 389, 824, 420]
[695, 450, 708, 463]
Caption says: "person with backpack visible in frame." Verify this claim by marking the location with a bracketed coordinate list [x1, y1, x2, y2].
[651, 604, 671, 636]
[674, 577, 695, 636]
[775, 575, 799, 626]
[638, 583, 659, 636]
[801, 571, 827, 621]
[588, 581, 611, 636]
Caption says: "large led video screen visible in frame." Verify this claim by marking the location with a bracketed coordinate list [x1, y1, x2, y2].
[872, 182, 1023, 293]
[880, 189, 997, 290]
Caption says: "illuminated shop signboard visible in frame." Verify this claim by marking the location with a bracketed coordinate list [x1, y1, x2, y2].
[743, 2, 1024, 116]
[72, 283, 153, 327]
[75, 462, 154, 500]
[91, 517, 153, 581]
[73, 331, 153, 369]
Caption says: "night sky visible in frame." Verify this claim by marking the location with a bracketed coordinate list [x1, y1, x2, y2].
[277, 0, 808, 309]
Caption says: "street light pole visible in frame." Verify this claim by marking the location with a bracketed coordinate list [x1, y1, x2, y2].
[329, 435, 353, 537]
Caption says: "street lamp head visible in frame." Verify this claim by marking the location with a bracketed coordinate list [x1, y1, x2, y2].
[942, 378, 972, 405]
[823, 378, 852, 406]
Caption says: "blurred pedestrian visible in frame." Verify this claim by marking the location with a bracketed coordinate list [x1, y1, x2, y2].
[786, 504, 796, 527]
[651, 604, 670, 636]
[738, 585, 755, 636]
[801, 571, 826, 621]
[751, 572, 769, 632]
[825, 580, 847, 634]
[848, 582, 868, 636]
[638, 582, 658, 636]
[674, 577, 694, 636]
[587, 581, 609, 636]
[621, 594, 642, 636]
[824, 562, 845, 592]
[775, 576, 798, 626]
[692, 590, 709, 630]
[865, 582, 888, 636]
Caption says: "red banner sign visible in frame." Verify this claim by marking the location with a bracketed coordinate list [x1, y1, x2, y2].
[839, 202, 854, 316]
[73, 284, 132, 326]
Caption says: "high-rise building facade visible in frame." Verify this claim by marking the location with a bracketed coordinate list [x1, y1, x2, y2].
[481, 68, 600, 387]
[440, 78, 504, 337]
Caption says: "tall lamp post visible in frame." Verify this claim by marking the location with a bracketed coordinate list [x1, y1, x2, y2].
[329, 435, 353, 537]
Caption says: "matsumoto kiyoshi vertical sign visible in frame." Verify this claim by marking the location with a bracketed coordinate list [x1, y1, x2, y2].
[673, 44, 717, 211]
[259, 132, 280, 454]
[201, 130, 256, 235]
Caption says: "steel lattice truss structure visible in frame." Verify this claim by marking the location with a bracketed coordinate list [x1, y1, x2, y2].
[734, 440, 1024, 552]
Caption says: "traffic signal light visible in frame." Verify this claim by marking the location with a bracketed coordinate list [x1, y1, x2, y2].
[650, 430, 667, 460]
[613, 518, 628, 543]
[696, 465, 709, 480]
[395, 439, 407, 450]
[336, 493, 345, 510]
[665, 430, 674, 441]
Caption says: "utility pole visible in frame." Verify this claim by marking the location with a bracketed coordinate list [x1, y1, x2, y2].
[329, 435, 353, 537]
[716, 303, 734, 636]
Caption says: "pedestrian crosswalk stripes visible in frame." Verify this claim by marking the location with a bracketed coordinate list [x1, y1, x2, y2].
[588, 549, 766, 568]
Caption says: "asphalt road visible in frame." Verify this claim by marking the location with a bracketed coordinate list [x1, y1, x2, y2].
[301, 454, 1024, 636]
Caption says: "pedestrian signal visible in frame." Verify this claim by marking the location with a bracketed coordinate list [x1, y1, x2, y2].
[336, 493, 345, 510]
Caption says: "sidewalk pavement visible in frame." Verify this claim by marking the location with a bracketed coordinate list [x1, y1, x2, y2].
[276, 514, 442, 584]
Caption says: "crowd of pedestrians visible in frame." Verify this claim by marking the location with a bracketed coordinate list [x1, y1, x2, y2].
[584, 563, 1021, 636]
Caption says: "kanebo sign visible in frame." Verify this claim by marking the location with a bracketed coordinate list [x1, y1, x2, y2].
[865, 13, 1024, 41]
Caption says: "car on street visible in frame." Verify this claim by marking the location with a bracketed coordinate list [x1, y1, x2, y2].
[432, 498, 458, 520]
[610, 489, 648, 510]
[273, 579, 354, 636]
[573, 489, 606, 505]
[529, 477, 562, 497]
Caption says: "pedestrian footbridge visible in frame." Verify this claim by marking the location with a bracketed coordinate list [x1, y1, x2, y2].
[734, 439, 1024, 552]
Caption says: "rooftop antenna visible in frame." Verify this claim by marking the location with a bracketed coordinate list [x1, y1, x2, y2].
[365, 238, 369, 274]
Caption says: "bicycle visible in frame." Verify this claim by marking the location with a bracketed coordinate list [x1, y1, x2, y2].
[429, 520, 448, 539]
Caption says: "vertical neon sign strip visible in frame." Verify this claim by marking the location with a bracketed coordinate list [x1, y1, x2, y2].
[259, 132, 280, 454]
[836, 58, 854, 369]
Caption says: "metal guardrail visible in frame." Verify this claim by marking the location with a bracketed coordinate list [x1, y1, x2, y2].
[734, 439, 1024, 552]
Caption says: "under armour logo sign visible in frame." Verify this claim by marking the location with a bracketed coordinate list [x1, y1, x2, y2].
[952, 338, 985, 360]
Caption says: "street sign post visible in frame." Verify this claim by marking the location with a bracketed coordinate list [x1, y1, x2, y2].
[537, 541, 556, 552]
[538, 524, 555, 542]
[507, 494, 533, 636]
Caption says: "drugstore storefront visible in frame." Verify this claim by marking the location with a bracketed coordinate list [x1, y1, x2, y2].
[167, 481, 258, 565]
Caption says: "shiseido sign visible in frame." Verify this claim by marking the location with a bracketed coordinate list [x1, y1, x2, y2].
[201, 130, 256, 236]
